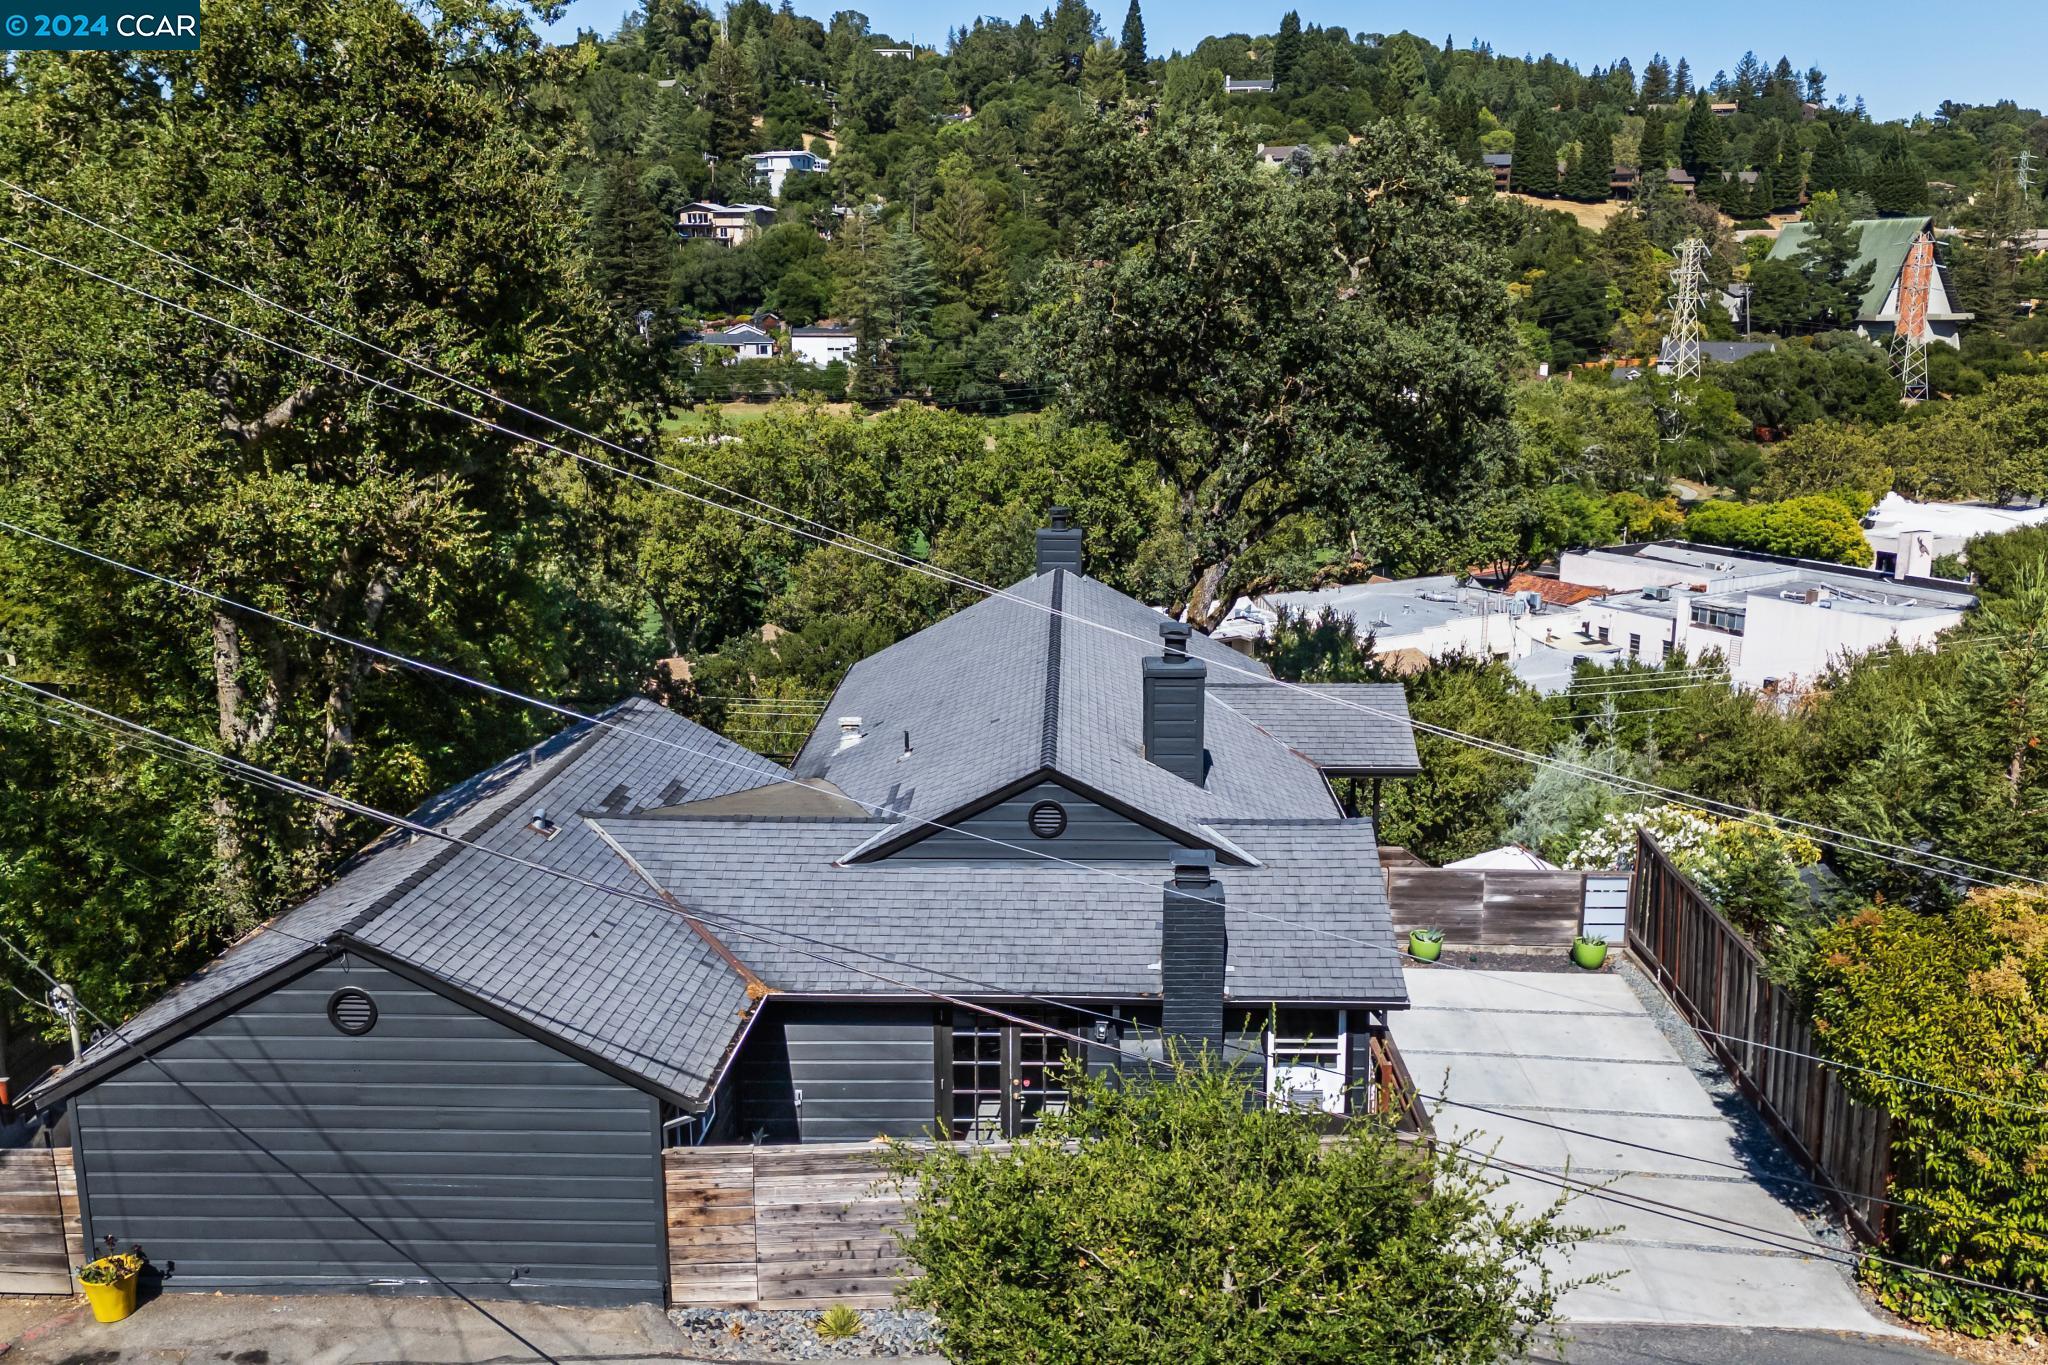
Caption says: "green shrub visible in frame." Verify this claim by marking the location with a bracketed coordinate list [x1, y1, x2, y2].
[1805, 889, 2048, 1335]
[882, 1052, 1597, 1364]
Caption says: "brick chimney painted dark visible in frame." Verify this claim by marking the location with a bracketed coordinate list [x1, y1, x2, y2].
[1161, 850, 1225, 1058]
[1143, 620, 1207, 785]
[1034, 506, 1084, 575]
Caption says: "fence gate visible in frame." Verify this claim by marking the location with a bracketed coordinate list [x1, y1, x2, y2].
[0, 1146, 73, 1294]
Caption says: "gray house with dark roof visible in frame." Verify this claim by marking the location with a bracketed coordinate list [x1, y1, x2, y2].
[26, 511, 1417, 1305]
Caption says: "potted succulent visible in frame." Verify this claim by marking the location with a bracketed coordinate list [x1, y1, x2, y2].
[1571, 934, 1609, 970]
[1408, 928, 1444, 962]
[78, 1239, 145, 1323]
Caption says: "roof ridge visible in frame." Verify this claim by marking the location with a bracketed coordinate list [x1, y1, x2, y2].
[1040, 569, 1063, 769]
[334, 717, 614, 939]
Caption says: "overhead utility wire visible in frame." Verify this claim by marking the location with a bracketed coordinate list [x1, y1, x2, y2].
[11, 674, 2045, 1132]
[2, 236, 2021, 897]
[0, 524, 1643, 1022]
[12, 711, 2047, 1318]
[19, 687, 2048, 1306]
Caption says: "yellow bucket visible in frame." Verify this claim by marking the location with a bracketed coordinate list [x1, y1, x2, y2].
[80, 1256, 141, 1324]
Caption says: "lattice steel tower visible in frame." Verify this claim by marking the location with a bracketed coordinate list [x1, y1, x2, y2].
[1893, 230, 1934, 403]
[1666, 238, 1708, 381]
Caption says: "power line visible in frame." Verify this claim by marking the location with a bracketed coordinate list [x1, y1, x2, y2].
[15, 674, 2047, 1125]
[3, 231, 2039, 886]
[21, 685, 2048, 1322]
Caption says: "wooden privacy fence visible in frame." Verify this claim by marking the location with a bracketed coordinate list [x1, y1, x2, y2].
[1627, 833, 1893, 1243]
[1384, 863, 1629, 945]
[0, 1144, 82, 1295]
[666, 1143, 912, 1310]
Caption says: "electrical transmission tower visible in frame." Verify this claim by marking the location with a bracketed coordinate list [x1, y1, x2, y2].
[1892, 230, 1934, 403]
[1666, 238, 1708, 381]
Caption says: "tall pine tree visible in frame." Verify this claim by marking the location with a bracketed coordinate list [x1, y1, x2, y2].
[1272, 10, 1302, 91]
[1866, 130, 1927, 216]
[1120, 0, 1146, 80]
[1565, 122, 1613, 201]
[1511, 107, 1557, 196]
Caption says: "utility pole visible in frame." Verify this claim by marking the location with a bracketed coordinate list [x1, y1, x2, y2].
[1893, 230, 1933, 403]
[1666, 237, 1708, 381]
[48, 983, 81, 1059]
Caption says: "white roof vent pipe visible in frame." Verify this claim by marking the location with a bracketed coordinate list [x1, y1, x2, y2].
[836, 717, 865, 752]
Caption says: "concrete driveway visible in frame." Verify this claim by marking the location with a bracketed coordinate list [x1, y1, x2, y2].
[1391, 966, 1912, 1336]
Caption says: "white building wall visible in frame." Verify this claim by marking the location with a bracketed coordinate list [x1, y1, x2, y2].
[1558, 549, 1709, 593]
[791, 334, 856, 366]
[1693, 594, 1964, 689]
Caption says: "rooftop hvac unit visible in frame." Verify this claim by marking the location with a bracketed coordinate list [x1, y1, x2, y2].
[1642, 586, 1672, 602]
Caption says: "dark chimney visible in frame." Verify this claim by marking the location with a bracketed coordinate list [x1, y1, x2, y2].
[1034, 506, 1084, 575]
[1143, 620, 1207, 785]
[1160, 851, 1225, 1058]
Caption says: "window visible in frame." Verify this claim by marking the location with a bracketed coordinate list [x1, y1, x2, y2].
[1628, 633, 1642, 659]
[1689, 602, 1747, 635]
[1597, 625, 1610, 644]
[1266, 1010, 1348, 1115]
[1874, 552, 1898, 574]
[943, 1011, 1083, 1140]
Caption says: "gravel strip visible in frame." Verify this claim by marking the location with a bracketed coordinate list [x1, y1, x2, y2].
[667, 1307, 942, 1360]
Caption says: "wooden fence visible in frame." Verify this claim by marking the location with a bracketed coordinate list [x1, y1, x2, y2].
[666, 1143, 911, 1310]
[0, 1145, 78, 1295]
[1627, 833, 1893, 1243]
[1385, 864, 1626, 945]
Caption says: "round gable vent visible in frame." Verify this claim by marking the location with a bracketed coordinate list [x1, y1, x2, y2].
[1027, 800, 1068, 839]
[327, 987, 379, 1036]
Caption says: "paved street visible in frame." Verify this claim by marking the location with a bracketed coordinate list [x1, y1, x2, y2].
[1543, 1325, 1953, 1364]
[1392, 966, 1914, 1335]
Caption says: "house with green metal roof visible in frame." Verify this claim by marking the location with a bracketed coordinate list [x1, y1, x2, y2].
[1767, 215, 1970, 348]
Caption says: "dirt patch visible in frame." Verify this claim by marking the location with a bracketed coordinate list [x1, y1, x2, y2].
[1923, 1331, 2048, 1363]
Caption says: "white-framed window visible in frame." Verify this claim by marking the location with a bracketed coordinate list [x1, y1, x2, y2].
[1266, 1010, 1349, 1115]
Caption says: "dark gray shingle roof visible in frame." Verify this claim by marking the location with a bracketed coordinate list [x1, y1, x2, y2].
[793, 570, 1333, 860]
[1208, 683, 1422, 775]
[599, 814, 1407, 1006]
[40, 699, 787, 1106]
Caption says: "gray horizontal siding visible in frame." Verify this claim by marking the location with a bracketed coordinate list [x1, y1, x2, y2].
[734, 1003, 938, 1143]
[75, 957, 663, 1304]
[892, 781, 1177, 860]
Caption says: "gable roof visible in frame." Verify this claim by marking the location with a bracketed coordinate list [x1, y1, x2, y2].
[1208, 683, 1421, 776]
[791, 569, 1339, 862]
[598, 814, 1406, 1006]
[35, 700, 788, 1108]
[701, 324, 774, 345]
[1768, 216, 1931, 321]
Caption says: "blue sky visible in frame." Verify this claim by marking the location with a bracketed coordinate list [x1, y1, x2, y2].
[538, 0, 2043, 123]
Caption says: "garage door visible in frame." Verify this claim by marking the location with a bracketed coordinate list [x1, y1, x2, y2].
[73, 957, 665, 1304]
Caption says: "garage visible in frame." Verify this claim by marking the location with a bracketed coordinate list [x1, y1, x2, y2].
[61, 955, 667, 1305]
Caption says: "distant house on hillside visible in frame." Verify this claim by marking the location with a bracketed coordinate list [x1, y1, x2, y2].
[1483, 152, 1512, 191]
[873, 45, 916, 58]
[790, 325, 856, 367]
[749, 149, 829, 198]
[678, 202, 775, 247]
[1256, 143, 1304, 166]
[693, 324, 776, 364]
[1767, 216, 1971, 348]
[1224, 76, 1273, 93]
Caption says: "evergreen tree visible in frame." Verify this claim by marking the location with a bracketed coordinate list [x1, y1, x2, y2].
[1511, 107, 1557, 196]
[1731, 50, 1765, 105]
[703, 38, 757, 166]
[1792, 190, 1877, 328]
[1566, 122, 1614, 201]
[1637, 111, 1669, 172]
[1953, 156, 2032, 329]
[1272, 10, 1303, 91]
[1435, 93, 1481, 166]
[1120, 0, 1146, 80]
[1866, 130, 1927, 216]
[1803, 67, 1827, 104]
[1679, 92, 1725, 179]
[1640, 54, 1671, 106]
[587, 163, 678, 322]
[1771, 134, 1805, 212]
[1673, 57, 1692, 96]
[1807, 123, 1857, 196]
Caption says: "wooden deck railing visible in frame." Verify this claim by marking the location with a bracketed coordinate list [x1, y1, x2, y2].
[1627, 832, 1893, 1243]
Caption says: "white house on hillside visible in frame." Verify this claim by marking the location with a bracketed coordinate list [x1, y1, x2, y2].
[678, 202, 776, 247]
[749, 150, 829, 198]
[693, 324, 776, 364]
[790, 325, 857, 367]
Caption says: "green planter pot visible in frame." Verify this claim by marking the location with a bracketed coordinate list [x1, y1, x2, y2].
[1409, 930, 1444, 962]
[1571, 938, 1609, 970]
